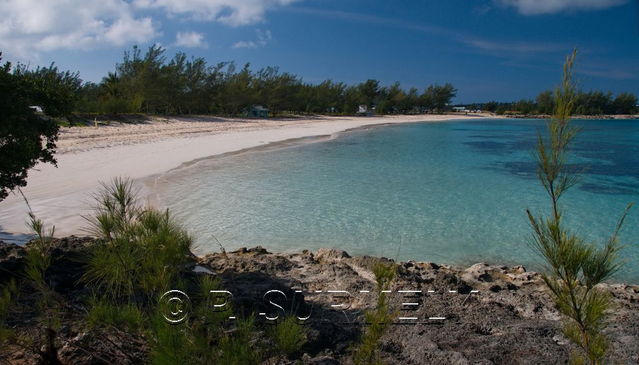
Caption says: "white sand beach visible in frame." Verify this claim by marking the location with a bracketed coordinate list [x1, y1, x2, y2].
[0, 114, 494, 241]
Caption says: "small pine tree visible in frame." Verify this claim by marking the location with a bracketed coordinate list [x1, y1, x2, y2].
[352, 261, 396, 365]
[526, 49, 633, 364]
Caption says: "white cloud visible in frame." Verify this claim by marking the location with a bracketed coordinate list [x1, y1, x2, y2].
[175, 31, 207, 48]
[498, 0, 627, 15]
[0, 0, 157, 57]
[0, 0, 299, 58]
[133, 0, 300, 26]
[232, 29, 272, 49]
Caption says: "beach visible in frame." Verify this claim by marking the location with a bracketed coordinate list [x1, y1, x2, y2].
[0, 113, 493, 242]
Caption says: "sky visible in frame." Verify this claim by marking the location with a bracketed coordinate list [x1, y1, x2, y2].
[0, 0, 637, 103]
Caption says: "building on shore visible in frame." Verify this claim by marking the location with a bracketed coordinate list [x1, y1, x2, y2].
[247, 105, 270, 118]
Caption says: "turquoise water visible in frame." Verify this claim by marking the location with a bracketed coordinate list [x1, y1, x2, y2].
[155, 119, 639, 283]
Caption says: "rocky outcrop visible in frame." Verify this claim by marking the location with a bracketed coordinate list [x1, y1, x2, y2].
[198, 248, 639, 364]
[1, 241, 638, 364]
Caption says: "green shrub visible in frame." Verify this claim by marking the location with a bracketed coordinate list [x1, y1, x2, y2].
[217, 315, 261, 365]
[193, 275, 231, 327]
[86, 298, 144, 332]
[82, 177, 192, 301]
[372, 261, 396, 291]
[24, 209, 55, 293]
[149, 314, 196, 365]
[269, 315, 307, 357]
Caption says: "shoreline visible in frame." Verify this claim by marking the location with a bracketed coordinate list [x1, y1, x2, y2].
[1, 238, 637, 363]
[502, 113, 639, 120]
[0, 113, 494, 242]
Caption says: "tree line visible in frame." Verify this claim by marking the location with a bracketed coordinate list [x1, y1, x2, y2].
[75, 45, 457, 116]
[478, 89, 638, 116]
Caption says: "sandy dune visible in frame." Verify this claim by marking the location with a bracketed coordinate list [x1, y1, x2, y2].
[0, 114, 493, 242]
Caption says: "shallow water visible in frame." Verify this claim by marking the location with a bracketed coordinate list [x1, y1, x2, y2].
[153, 118, 639, 283]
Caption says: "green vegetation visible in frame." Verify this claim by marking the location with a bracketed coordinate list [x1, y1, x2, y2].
[215, 315, 262, 365]
[526, 49, 633, 364]
[269, 315, 307, 357]
[82, 178, 223, 363]
[82, 177, 192, 301]
[481, 89, 637, 116]
[86, 298, 145, 332]
[79, 178, 307, 364]
[0, 280, 17, 342]
[353, 261, 397, 365]
[0, 53, 81, 201]
[21, 197, 64, 363]
[72, 45, 457, 116]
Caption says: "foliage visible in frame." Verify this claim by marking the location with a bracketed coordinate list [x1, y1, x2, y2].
[148, 314, 197, 365]
[482, 101, 499, 113]
[353, 261, 397, 365]
[86, 298, 145, 332]
[82, 177, 192, 301]
[150, 304, 259, 365]
[536, 90, 555, 115]
[80, 178, 271, 364]
[0, 53, 81, 200]
[482, 88, 637, 115]
[216, 315, 261, 365]
[73, 45, 457, 116]
[422, 83, 457, 112]
[24, 211, 55, 293]
[612, 92, 638, 114]
[268, 316, 307, 357]
[149, 275, 234, 364]
[19, 197, 64, 363]
[11, 61, 82, 117]
[526, 49, 633, 365]
[0, 280, 18, 342]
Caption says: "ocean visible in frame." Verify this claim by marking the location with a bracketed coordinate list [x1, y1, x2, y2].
[153, 118, 639, 283]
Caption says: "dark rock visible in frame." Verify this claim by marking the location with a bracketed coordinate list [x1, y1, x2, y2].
[41, 236, 96, 291]
[457, 281, 474, 294]
[478, 272, 493, 282]
[489, 285, 502, 292]
[0, 241, 26, 283]
[235, 246, 270, 254]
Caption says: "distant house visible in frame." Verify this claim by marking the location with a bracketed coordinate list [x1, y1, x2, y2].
[247, 105, 269, 118]
[452, 106, 469, 113]
[357, 104, 375, 116]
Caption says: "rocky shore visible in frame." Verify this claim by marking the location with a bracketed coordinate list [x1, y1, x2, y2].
[1, 237, 638, 364]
